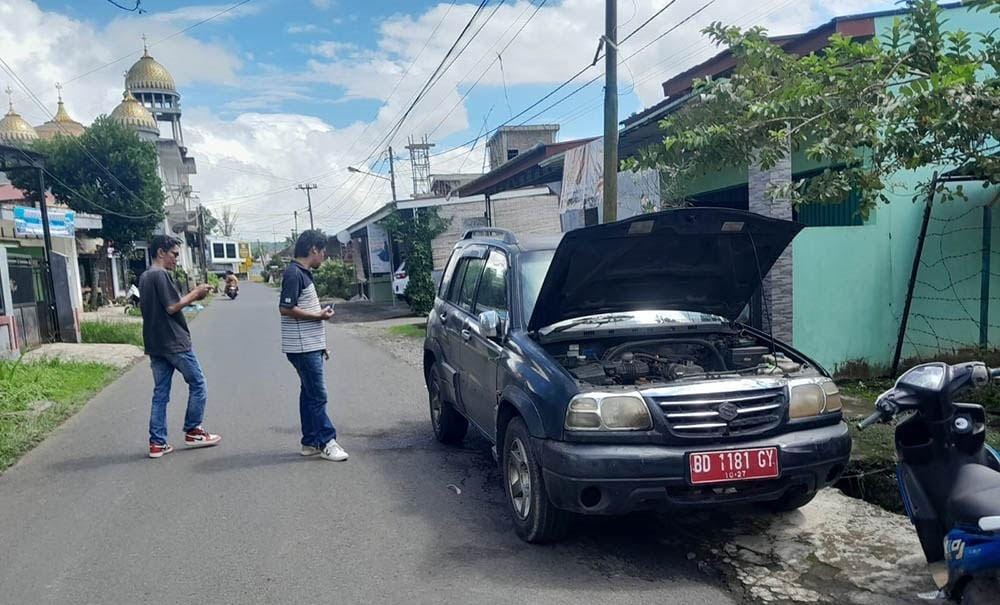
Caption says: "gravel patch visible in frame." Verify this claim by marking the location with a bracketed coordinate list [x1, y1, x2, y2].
[22, 343, 145, 369]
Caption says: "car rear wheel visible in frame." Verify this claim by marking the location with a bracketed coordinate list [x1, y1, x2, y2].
[427, 363, 467, 444]
[502, 417, 569, 543]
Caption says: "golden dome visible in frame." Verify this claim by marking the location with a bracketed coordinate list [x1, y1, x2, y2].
[0, 93, 38, 145]
[125, 47, 176, 93]
[36, 87, 86, 140]
[110, 89, 160, 136]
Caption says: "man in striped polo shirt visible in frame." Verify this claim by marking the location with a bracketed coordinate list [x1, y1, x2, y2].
[279, 230, 348, 462]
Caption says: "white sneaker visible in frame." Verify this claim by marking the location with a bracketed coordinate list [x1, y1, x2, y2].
[301, 445, 322, 457]
[320, 439, 349, 461]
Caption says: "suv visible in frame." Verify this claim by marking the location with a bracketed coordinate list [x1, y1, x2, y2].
[423, 208, 852, 543]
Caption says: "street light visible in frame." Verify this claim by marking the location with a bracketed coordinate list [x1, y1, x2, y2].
[347, 166, 389, 181]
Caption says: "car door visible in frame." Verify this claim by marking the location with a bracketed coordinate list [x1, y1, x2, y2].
[461, 248, 509, 439]
[440, 246, 487, 415]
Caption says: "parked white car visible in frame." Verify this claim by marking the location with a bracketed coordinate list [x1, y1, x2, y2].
[392, 263, 409, 299]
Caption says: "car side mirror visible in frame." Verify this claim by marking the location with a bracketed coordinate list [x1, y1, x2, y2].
[479, 310, 499, 339]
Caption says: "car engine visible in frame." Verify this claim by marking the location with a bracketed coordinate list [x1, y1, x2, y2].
[551, 335, 802, 386]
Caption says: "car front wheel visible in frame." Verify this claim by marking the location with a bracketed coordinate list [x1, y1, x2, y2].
[502, 417, 569, 543]
[427, 363, 467, 444]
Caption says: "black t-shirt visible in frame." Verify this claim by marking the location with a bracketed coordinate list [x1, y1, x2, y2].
[139, 265, 192, 355]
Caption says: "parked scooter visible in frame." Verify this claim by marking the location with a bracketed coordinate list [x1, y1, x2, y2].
[858, 361, 1000, 603]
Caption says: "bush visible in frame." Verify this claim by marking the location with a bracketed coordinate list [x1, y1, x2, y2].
[81, 321, 143, 347]
[313, 259, 354, 300]
[206, 273, 221, 292]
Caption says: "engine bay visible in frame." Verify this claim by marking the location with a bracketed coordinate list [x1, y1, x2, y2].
[547, 332, 810, 387]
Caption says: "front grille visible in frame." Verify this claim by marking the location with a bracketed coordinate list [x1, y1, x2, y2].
[650, 387, 786, 439]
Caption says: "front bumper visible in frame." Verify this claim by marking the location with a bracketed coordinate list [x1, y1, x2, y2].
[537, 421, 852, 515]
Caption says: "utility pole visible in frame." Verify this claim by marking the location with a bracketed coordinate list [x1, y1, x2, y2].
[602, 0, 618, 224]
[293, 210, 299, 238]
[296, 183, 317, 230]
[198, 205, 208, 276]
[388, 145, 398, 202]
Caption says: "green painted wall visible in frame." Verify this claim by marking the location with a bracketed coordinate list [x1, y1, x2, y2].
[792, 5, 1000, 372]
[673, 5, 1000, 371]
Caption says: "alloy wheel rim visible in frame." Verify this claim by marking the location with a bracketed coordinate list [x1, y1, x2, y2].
[507, 437, 532, 519]
[429, 375, 443, 429]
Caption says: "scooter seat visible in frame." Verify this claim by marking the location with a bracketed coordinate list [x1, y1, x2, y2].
[947, 464, 1000, 526]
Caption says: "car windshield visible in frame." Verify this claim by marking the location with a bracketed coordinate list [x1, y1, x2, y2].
[519, 250, 556, 322]
[541, 310, 728, 335]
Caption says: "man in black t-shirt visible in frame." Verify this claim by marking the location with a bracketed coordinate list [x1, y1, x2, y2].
[139, 236, 221, 459]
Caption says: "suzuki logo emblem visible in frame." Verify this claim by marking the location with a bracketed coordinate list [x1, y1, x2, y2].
[718, 402, 739, 422]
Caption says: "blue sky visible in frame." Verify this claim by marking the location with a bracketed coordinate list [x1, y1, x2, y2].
[8, 0, 895, 237]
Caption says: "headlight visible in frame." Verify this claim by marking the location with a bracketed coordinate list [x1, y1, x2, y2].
[789, 378, 842, 419]
[565, 393, 652, 431]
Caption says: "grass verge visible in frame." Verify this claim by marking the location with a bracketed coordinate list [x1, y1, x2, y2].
[0, 359, 118, 471]
[81, 321, 144, 347]
[387, 323, 426, 339]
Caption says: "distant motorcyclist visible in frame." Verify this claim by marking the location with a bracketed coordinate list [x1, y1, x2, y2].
[224, 271, 240, 299]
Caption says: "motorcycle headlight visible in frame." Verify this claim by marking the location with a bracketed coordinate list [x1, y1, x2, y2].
[565, 393, 652, 431]
[789, 378, 842, 419]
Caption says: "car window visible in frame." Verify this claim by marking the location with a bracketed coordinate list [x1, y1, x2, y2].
[474, 249, 508, 320]
[438, 252, 459, 297]
[457, 258, 486, 312]
[445, 258, 469, 304]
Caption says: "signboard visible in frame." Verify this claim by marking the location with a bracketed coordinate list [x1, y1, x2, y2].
[238, 242, 251, 260]
[13, 206, 76, 238]
[367, 223, 392, 275]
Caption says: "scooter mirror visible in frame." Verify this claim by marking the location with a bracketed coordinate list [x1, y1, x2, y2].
[897, 363, 947, 392]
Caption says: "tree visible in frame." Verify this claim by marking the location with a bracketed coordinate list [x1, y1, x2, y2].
[625, 0, 1000, 217]
[201, 206, 220, 235]
[220, 205, 239, 237]
[381, 207, 451, 316]
[10, 116, 165, 251]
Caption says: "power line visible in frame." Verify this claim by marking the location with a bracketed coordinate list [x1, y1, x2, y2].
[64, 0, 253, 85]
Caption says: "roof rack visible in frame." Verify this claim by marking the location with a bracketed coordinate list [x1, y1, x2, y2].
[462, 227, 518, 245]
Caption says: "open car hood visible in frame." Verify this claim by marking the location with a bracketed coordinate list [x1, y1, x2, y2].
[527, 208, 804, 332]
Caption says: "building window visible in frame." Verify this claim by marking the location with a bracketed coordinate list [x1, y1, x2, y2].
[226, 244, 237, 259]
[213, 243, 225, 259]
[792, 169, 864, 227]
[507, 149, 519, 160]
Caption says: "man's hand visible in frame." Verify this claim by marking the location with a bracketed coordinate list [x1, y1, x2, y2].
[322, 349, 330, 361]
[320, 306, 335, 321]
[192, 284, 212, 301]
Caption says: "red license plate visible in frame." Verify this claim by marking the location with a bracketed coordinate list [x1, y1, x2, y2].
[688, 447, 780, 485]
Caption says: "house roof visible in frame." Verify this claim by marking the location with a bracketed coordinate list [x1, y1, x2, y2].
[456, 137, 598, 198]
[0, 183, 55, 205]
[345, 202, 395, 236]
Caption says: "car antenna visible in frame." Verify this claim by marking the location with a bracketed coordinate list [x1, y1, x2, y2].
[746, 230, 777, 359]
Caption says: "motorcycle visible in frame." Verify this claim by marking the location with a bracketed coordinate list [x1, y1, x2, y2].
[225, 285, 239, 300]
[858, 361, 1000, 603]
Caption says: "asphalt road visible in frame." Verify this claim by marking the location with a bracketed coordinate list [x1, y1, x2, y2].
[0, 284, 740, 605]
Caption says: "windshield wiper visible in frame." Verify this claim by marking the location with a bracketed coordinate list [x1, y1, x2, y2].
[543, 314, 634, 335]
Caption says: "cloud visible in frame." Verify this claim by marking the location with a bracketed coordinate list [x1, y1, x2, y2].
[146, 2, 262, 23]
[286, 23, 329, 35]
[0, 0, 901, 238]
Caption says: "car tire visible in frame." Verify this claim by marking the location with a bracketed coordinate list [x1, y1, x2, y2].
[428, 363, 467, 444]
[759, 489, 817, 513]
[502, 417, 570, 543]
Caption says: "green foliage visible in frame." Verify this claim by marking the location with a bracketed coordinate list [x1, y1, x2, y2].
[172, 267, 189, 292]
[8, 116, 165, 253]
[81, 321, 144, 347]
[206, 273, 221, 292]
[0, 359, 117, 470]
[381, 206, 451, 316]
[313, 259, 355, 299]
[626, 0, 1000, 217]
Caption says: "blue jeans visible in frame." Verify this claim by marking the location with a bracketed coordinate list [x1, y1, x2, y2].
[149, 351, 207, 445]
[286, 351, 337, 448]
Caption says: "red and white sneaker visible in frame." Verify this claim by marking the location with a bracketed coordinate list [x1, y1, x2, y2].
[184, 426, 222, 448]
[149, 443, 174, 459]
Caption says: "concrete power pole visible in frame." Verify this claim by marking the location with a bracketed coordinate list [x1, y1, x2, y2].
[602, 0, 618, 224]
[388, 146, 398, 202]
[296, 183, 318, 230]
[293, 210, 299, 238]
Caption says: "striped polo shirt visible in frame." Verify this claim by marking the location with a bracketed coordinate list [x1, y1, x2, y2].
[279, 262, 327, 354]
